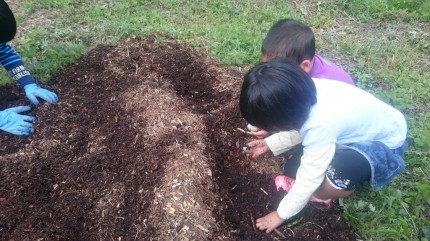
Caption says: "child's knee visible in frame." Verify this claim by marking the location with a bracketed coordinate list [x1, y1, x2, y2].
[315, 178, 354, 199]
[326, 147, 371, 191]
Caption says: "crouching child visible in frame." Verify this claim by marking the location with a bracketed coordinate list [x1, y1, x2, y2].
[239, 59, 407, 232]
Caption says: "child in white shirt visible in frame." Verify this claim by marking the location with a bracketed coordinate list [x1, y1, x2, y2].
[239, 59, 407, 233]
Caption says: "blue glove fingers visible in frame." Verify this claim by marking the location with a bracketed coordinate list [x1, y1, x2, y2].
[16, 126, 34, 136]
[8, 106, 32, 113]
[18, 121, 33, 128]
[0, 107, 35, 136]
[41, 90, 59, 103]
[24, 84, 59, 104]
[26, 92, 40, 105]
[20, 115, 35, 123]
[7, 126, 32, 136]
[25, 127, 34, 136]
[52, 92, 59, 102]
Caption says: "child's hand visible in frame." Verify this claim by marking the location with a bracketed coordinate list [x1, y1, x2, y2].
[256, 211, 285, 233]
[246, 139, 269, 158]
[246, 129, 270, 139]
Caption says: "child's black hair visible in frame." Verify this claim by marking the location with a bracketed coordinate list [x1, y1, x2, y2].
[0, 0, 17, 43]
[262, 19, 315, 64]
[239, 59, 316, 132]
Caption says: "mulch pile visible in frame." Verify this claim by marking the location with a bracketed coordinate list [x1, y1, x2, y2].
[0, 38, 359, 240]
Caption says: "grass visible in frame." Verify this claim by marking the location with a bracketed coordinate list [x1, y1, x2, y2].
[2, 0, 429, 240]
[313, 2, 430, 240]
[1, 0, 297, 85]
[342, 0, 430, 22]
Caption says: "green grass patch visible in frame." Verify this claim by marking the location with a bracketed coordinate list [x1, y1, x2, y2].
[334, 26, 430, 240]
[1, 0, 298, 85]
[342, 0, 430, 22]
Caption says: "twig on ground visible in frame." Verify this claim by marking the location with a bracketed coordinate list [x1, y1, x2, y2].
[250, 213, 256, 231]
[273, 228, 286, 239]
[401, 203, 418, 237]
[236, 127, 247, 133]
[133, 133, 140, 146]
[286, 227, 294, 237]
[223, 74, 242, 80]
[260, 188, 268, 195]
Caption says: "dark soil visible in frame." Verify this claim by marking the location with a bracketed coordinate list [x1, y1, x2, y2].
[0, 38, 359, 241]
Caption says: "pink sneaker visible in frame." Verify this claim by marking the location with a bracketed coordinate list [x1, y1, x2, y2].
[274, 175, 333, 206]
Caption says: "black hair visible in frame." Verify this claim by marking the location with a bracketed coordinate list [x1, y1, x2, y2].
[262, 19, 315, 64]
[0, 0, 17, 43]
[239, 59, 316, 132]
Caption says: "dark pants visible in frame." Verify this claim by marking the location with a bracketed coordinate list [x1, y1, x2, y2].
[282, 145, 371, 191]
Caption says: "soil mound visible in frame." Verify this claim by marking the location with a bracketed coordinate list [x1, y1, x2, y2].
[0, 38, 358, 240]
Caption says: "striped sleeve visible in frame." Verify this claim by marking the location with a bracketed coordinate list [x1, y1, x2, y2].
[0, 43, 35, 86]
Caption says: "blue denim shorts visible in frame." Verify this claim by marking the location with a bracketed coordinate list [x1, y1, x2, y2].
[342, 141, 408, 191]
[283, 141, 408, 191]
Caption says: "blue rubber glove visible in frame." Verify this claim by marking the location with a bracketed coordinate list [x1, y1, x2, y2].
[24, 83, 59, 105]
[0, 106, 35, 136]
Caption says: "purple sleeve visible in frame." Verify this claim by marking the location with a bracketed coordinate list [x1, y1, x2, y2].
[0, 43, 36, 86]
[309, 54, 355, 85]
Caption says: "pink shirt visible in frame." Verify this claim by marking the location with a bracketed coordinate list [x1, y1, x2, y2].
[309, 54, 355, 85]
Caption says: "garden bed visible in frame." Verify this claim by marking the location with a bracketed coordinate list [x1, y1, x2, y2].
[0, 38, 358, 241]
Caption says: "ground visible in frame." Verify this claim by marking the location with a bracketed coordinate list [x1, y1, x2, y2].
[0, 38, 359, 241]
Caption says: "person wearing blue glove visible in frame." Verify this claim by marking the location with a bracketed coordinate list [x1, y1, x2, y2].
[0, 0, 59, 105]
[1, 0, 58, 136]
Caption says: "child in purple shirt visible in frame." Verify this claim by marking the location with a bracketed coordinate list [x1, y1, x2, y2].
[261, 18, 354, 85]
[244, 19, 357, 207]
[247, 18, 356, 142]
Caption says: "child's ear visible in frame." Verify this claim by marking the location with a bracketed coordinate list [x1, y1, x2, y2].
[261, 53, 269, 62]
[300, 59, 313, 73]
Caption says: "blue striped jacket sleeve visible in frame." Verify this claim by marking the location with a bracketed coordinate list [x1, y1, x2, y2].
[0, 43, 35, 86]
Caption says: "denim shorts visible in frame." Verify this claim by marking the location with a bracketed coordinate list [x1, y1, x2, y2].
[342, 141, 407, 191]
[283, 141, 407, 191]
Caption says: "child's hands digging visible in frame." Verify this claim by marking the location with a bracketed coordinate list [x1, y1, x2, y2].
[245, 124, 270, 139]
[256, 211, 285, 233]
[245, 139, 270, 158]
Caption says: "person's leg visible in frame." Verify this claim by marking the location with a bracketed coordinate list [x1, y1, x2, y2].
[282, 144, 303, 179]
[274, 145, 302, 192]
[313, 178, 354, 200]
[313, 147, 371, 200]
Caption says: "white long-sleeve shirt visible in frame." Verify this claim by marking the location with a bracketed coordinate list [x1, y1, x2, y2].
[265, 130, 302, 156]
[276, 78, 407, 219]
